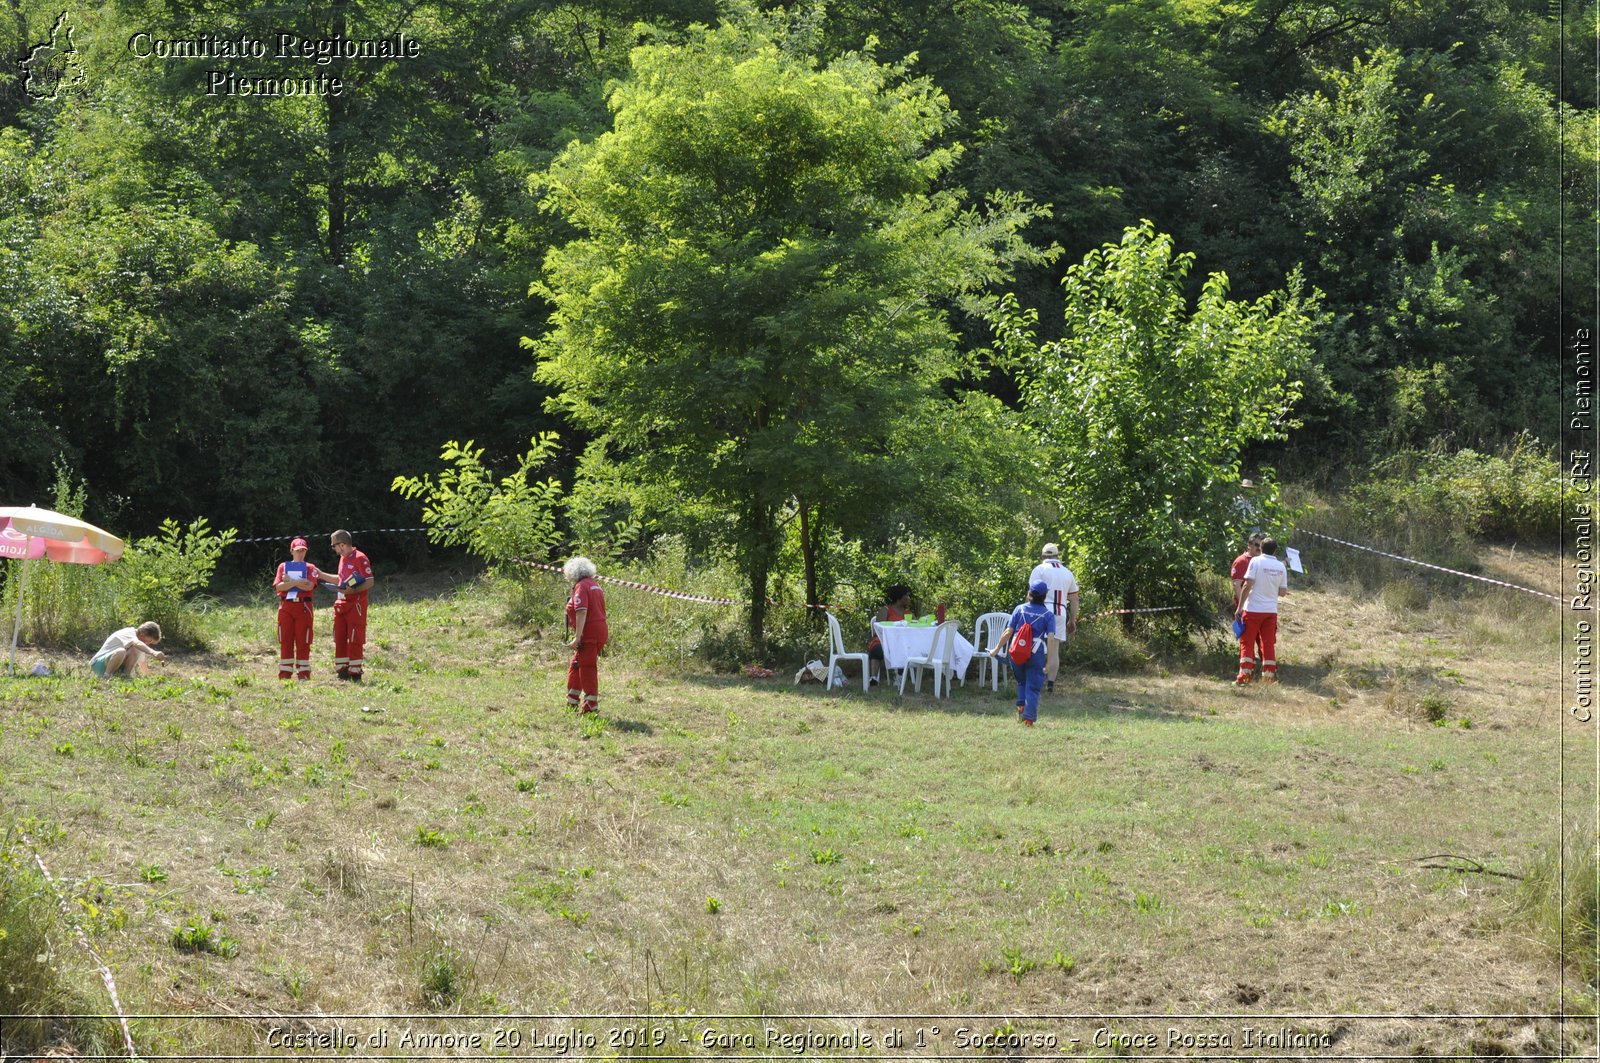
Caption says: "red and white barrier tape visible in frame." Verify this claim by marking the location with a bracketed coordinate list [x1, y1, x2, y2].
[233, 527, 430, 545]
[1298, 530, 1562, 603]
[521, 557, 1188, 623]
[13, 827, 139, 1060]
[1085, 605, 1186, 620]
[514, 557, 746, 605]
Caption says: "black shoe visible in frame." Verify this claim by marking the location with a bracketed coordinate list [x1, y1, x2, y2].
[348, 673, 362, 684]
[1046, 681, 1055, 693]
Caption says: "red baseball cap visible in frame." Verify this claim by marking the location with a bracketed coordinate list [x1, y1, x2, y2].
[290, 537, 308, 550]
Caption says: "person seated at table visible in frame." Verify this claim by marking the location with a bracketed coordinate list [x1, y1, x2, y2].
[866, 584, 912, 687]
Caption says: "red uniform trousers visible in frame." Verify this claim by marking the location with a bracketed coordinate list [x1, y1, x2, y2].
[277, 600, 314, 680]
[565, 631, 607, 712]
[1237, 611, 1279, 682]
[333, 596, 368, 678]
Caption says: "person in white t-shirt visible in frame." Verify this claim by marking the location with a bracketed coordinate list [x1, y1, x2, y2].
[1234, 537, 1289, 684]
[89, 621, 164, 678]
[1028, 543, 1079, 694]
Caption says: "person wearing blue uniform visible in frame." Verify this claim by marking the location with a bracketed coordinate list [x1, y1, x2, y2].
[988, 580, 1056, 726]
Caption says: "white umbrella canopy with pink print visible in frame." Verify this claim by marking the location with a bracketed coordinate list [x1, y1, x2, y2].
[0, 505, 125, 673]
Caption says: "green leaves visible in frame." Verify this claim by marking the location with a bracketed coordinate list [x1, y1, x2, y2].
[528, 9, 1051, 641]
[392, 434, 565, 570]
[1024, 222, 1320, 625]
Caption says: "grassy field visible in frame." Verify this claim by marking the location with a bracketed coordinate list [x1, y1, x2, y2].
[0, 546, 1593, 1060]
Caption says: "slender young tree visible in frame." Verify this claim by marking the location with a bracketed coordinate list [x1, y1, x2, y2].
[1015, 221, 1320, 630]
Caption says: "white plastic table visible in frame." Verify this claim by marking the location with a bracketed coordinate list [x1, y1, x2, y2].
[873, 622, 976, 682]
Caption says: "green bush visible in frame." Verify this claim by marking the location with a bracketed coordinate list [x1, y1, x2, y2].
[109, 518, 237, 648]
[392, 435, 566, 572]
[1344, 435, 1569, 552]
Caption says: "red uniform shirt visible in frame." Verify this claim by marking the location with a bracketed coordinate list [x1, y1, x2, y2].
[1231, 551, 1252, 608]
[275, 561, 323, 603]
[337, 549, 374, 601]
[566, 577, 608, 641]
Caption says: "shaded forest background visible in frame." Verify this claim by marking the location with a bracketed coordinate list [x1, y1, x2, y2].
[0, 0, 1592, 549]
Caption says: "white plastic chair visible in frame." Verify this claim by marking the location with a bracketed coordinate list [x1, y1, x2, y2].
[972, 611, 1011, 691]
[900, 620, 959, 697]
[824, 612, 870, 692]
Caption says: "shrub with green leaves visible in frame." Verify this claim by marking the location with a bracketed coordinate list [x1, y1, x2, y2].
[109, 517, 237, 648]
[392, 435, 565, 572]
[1344, 435, 1569, 551]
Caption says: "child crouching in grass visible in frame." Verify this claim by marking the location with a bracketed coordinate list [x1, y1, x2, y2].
[89, 621, 164, 678]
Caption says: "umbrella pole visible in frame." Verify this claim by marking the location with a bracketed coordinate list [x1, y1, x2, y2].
[8, 555, 30, 675]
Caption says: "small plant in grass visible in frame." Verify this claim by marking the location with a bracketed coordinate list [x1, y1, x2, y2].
[172, 917, 239, 957]
[705, 897, 721, 914]
[1318, 898, 1359, 918]
[1001, 945, 1036, 981]
[138, 864, 168, 883]
[279, 967, 310, 1002]
[1419, 691, 1451, 724]
[895, 818, 926, 840]
[419, 945, 464, 1007]
[1050, 949, 1076, 974]
[53, 742, 73, 757]
[810, 847, 841, 865]
[416, 826, 450, 849]
[1132, 891, 1165, 913]
[514, 776, 538, 794]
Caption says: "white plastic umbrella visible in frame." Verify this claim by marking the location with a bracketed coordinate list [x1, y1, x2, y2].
[0, 505, 125, 673]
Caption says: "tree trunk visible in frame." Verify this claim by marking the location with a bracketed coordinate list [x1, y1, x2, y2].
[1121, 585, 1137, 636]
[744, 498, 774, 650]
[325, 0, 349, 265]
[798, 499, 820, 623]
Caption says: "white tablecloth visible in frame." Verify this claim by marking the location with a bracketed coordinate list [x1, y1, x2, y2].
[874, 623, 975, 680]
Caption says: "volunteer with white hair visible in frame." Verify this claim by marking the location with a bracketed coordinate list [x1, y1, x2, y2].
[1028, 542, 1079, 694]
[562, 556, 609, 714]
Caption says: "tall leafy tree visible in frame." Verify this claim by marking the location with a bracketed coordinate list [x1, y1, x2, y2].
[531, 11, 1051, 643]
[1015, 221, 1320, 627]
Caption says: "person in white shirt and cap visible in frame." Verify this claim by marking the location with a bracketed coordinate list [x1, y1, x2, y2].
[1027, 543, 1079, 694]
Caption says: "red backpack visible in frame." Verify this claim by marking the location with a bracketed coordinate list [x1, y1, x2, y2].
[1009, 615, 1037, 665]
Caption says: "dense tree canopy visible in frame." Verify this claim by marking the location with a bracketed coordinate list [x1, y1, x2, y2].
[0, 0, 1586, 610]
[531, 12, 1052, 641]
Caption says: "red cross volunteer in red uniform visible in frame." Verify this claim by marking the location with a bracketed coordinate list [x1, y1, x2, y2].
[274, 537, 325, 680]
[1235, 537, 1289, 684]
[329, 529, 375, 682]
[563, 555, 609, 714]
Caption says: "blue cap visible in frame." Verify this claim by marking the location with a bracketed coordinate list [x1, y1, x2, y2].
[1029, 580, 1049, 597]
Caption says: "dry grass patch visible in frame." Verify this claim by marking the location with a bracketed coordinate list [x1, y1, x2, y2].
[0, 551, 1590, 1058]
